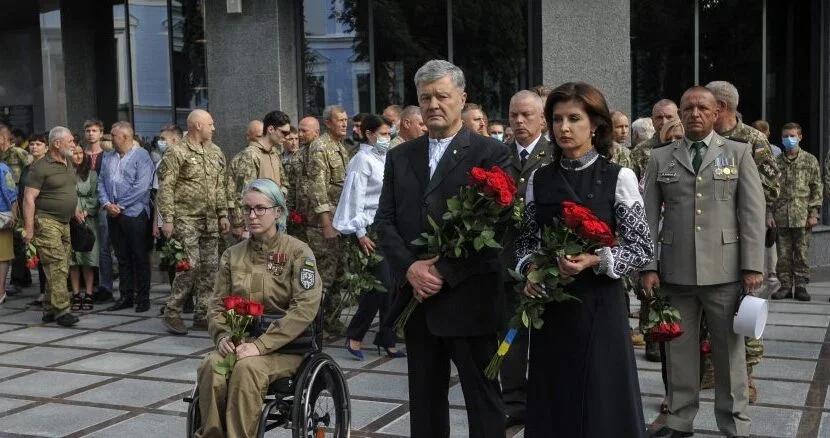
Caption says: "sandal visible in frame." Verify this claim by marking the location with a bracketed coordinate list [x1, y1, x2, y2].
[81, 293, 94, 311]
[660, 398, 669, 414]
[71, 294, 82, 311]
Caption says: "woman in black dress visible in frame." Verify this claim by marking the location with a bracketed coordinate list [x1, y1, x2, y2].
[515, 82, 654, 437]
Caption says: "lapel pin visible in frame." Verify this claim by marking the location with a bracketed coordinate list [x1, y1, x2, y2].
[453, 149, 457, 155]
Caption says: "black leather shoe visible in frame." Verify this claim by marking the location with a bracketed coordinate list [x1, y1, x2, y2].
[650, 427, 693, 437]
[135, 302, 151, 313]
[106, 298, 134, 311]
[794, 286, 811, 301]
[92, 288, 114, 303]
[56, 313, 79, 327]
[504, 415, 524, 429]
[42, 313, 55, 323]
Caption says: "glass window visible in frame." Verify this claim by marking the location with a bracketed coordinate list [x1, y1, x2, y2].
[171, 0, 208, 125]
[630, 0, 695, 118]
[699, 0, 763, 123]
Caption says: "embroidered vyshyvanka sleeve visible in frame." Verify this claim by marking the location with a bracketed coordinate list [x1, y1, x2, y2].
[514, 170, 541, 275]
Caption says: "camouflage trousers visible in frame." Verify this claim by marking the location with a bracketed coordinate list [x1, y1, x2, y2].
[32, 217, 71, 317]
[701, 312, 763, 370]
[163, 220, 220, 321]
[775, 227, 811, 288]
[306, 227, 344, 326]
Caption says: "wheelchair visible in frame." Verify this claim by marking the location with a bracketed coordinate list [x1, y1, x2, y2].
[184, 309, 351, 437]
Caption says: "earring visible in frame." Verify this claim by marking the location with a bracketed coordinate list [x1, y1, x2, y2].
[591, 131, 596, 137]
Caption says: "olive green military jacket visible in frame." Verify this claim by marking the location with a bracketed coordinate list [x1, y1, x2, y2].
[227, 141, 289, 228]
[157, 135, 228, 232]
[306, 132, 349, 227]
[208, 232, 322, 354]
[772, 148, 823, 227]
[642, 132, 766, 285]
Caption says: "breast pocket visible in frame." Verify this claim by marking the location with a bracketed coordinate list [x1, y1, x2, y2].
[713, 172, 738, 201]
[180, 158, 202, 180]
[327, 150, 346, 184]
[721, 228, 739, 274]
[658, 229, 674, 275]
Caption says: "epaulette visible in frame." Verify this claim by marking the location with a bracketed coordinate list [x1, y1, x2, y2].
[724, 136, 751, 145]
[653, 140, 673, 149]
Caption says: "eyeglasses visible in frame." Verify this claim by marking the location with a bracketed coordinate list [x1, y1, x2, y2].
[243, 205, 278, 217]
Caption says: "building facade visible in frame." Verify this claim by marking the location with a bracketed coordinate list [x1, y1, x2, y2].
[1, 0, 828, 185]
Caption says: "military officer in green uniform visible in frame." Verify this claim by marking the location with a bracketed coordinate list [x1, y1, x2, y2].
[197, 179, 321, 438]
[306, 105, 350, 334]
[22, 127, 78, 326]
[630, 99, 679, 180]
[704, 81, 781, 403]
[159, 109, 230, 335]
[769, 122, 823, 301]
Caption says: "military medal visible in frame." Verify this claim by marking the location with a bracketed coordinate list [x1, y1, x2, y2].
[722, 167, 731, 175]
[267, 252, 288, 276]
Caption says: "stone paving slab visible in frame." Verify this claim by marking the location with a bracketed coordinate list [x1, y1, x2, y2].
[58, 352, 173, 374]
[0, 326, 88, 344]
[83, 412, 186, 438]
[139, 357, 203, 382]
[51, 331, 156, 350]
[0, 345, 97, 367]
[68, 378, 193, 408]
[0, 365, 29, 380]
[0, 403, 127, 436]
[0, 370, 111, 397]
[123, 335, 213, 355]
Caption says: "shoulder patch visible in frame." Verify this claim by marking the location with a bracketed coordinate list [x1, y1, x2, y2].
[303, 257, 316, 268]
[299, 264, 316, 290]
[759, 162, 778, 179]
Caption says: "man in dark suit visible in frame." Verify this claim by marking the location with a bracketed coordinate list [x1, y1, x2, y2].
[499, 90, 554, 428]
[375, 60, 511, 438]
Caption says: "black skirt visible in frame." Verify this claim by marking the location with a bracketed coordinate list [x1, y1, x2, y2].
[525, 279, 647, 438]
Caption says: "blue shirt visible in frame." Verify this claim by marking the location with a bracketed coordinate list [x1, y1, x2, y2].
[0, 163, 17, 212]
[98, 146, 154, 217]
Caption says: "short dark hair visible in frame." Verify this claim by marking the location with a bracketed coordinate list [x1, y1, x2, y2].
[10, 128, 25, 139]
[159, 123, 183, 138]
[75, 151, 93, 182]
[488, 120, 505, 128]
[83, 119, 104, 130]
[28, 133, 47, 144]
[353, 112, 369, 123]
[545, 82, 613, 159]
[262, 110, 291, 135]
[751, 120, 770, 134]
[289, 126, 298, 134]
[781, 122, 802, 134]
[361, 114, 391, 136]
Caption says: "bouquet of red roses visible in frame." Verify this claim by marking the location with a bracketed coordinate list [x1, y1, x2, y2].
[213, 295, 265, 378]
[485, 201, 616, 379]
[25, 242, 39, 269]
[643, 290, 683, 342]
[160, 238, 191, 272]
[394, 166, 516, 337]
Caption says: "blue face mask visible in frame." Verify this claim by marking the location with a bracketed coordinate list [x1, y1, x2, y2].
[490, 133, 504, 142]
[781, 136, 799, 151]
[157, 140, 168, 153]
[374, 136, 391, 154]
[390, 124, 399, 138]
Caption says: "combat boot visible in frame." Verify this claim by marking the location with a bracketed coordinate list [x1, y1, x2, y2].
[770, 286, 792, 300]
[747, 366, 758, 403]
[645, 340, 660, 362]
[794, 286, 811, 301]
[700, 354, 715, 390]
[163, 315, 188, 335]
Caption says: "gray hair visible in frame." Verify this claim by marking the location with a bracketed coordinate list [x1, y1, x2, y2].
[510, 90, 544, 114]
[242, 179, 288, 230]
[414, 60, 465, 91]
[705, 81, 739, 111]
[652, 99, 677, 116]
[48, 126, 71, 147]
[630, 118, 655, 143]
[322, 105, 346, 121]
[400, 105, 421, 120]
[111, 121, 134, 137]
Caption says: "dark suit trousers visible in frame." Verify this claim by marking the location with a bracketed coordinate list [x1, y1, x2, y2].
[500, 281, 528, 421]
[108, 212, 151, 305]
[405, 304, 504, 438]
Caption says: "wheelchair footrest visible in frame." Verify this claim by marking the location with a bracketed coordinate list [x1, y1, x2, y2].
[268, 377, 295, 394]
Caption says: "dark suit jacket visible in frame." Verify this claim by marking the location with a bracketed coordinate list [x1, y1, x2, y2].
[376, 127, 512, 337]
[500, 137, 556, 272]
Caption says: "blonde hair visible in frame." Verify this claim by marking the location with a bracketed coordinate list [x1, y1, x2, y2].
[659, 119, 684, 143]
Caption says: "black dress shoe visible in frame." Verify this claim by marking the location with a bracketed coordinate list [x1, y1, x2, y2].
[106, 299, 134, 311]
[504, 415, 524, 429]
[42, 313, 55, 323]
[56, 313, 79, 327]
[650, 426, 693, 437]
[93, 288, 114, 303]
[134, 302, 151, 313]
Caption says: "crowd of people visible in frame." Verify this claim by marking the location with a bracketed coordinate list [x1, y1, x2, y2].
[1, 57, 829, 438]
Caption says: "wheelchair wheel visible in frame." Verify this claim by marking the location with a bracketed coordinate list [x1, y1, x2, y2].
[185, 384, 200, 437]
[292, 353, 350, 438]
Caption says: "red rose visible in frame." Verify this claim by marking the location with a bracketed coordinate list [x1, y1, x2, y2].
[670, 322, 684, 338]
[579, 220, 616, 247]
[700, 340, 711, 354]
[289, 210, 306, 225]
[562, 201, 592, 229]
[496, 189, 513, 207]
[223, 295, 245, 311]
[469, 167, 488, 186]
[246, 301, 265, 317]
[234, 300, 249, 315]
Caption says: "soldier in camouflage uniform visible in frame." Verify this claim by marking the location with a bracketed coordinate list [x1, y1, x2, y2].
[226, 120, 263, 241]
[282, 126, 308, 242]
[703, 81, 782, 403]
[769, 123, 823, 301]
[159, 110, 230, 335]
[227, 113, 290, 239]
[609, 141, 632, 168]
[306, 105, 350, 334]
[0, 124, 32, 294]
[630, 100, 679, 180]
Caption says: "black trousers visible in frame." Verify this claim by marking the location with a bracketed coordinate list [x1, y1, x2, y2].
[346, 258, 397, 347]
[10, 231, 32, 286]
[500, 281, 528, 421]
[405, 305, 504, 438]
[109, 212, 151, 305]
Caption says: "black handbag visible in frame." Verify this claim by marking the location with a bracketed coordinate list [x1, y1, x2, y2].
[70, 219, 96, 252]
[765, 227, 777, 248]
[251, 313, 317, 355]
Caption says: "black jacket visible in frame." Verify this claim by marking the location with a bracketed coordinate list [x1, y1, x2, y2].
[375, 127, 512, 337]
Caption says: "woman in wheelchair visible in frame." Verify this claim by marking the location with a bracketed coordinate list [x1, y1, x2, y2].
[195, 178, 322, 438]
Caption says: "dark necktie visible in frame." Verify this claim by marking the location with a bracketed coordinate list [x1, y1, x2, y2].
[520, 149, 529, 167]
[692, 141, 705, 173]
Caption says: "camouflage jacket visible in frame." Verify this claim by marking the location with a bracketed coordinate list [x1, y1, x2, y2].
[630, 135, 662, 180]
[390, 135, 405, 148]
[772, 148, 823, 227]
[157, 135, 228, 231]
[720, 120, 780, 208]
[824, 153, 830, 201]
[609, 142, 633, 169]
[282, 148, 306, 214]
[0, 146, 31, 184]
[306, 133, 349, 227]
[227, 141, 288, 227]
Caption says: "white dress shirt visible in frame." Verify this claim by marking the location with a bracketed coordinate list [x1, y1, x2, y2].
[332, 146, 386, 238]
[428, 135, 456, 178]
[516, 134, 542, 158]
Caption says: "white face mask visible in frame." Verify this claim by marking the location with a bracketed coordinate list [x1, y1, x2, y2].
[374, 136, 391, 153]
[157, 140, 168, 153]
[490, 133, 504, 142]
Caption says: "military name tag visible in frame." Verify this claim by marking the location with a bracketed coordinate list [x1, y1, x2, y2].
[658, 171, 677, 179]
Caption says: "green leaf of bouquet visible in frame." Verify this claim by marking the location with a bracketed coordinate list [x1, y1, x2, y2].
[507, 269, 525, 282]
[485, 239, 502, 249]
[447, 198, 461, 211]
[564, 243, 583, 255]
[521, 311, 530, 328]
[527, 270, 545, 283]
[532, 318, 544, 330]
[473, 236, 484, 251]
